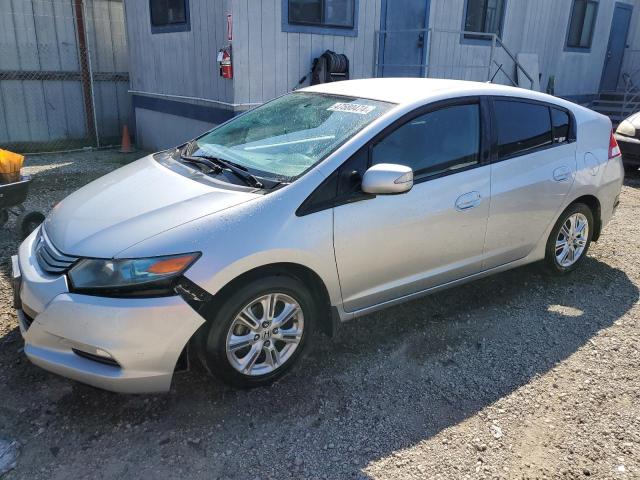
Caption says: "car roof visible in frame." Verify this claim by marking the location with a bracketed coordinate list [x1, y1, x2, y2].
[300, 78, 573, 109]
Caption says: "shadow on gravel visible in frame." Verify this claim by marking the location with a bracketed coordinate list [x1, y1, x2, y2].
[624, 170, 640, 187]
[0, 255, 636, 479]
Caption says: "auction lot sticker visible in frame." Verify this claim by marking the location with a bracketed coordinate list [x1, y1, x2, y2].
[328, 103, 377, 115]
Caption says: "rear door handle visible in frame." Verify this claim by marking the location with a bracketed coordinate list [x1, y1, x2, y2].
[553, 166, 571, 182]
[455, 191, 481, 211]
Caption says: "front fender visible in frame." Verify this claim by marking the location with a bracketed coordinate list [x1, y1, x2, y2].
[115, 172, 342, 308]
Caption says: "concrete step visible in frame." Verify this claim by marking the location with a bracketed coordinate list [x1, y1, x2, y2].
[592, 99, 635, 106]
[592, 105, 640, 111]
[591, 107, 637, 118]
[591, 111, 630, 120]
[597, 92, 628, 102]
[589, 108, 630, 123]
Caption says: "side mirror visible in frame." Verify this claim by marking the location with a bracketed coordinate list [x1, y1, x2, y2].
[361, 163, 413, 195]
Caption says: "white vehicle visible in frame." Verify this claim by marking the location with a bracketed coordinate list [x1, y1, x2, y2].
[13, 79, 624, 393]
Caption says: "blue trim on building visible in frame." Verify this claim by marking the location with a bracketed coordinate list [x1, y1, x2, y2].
[281, 0, 359, 37]
[150, 0, 191, 34]
[459, 0, 508, 46]
[564, 0, 599, 52]
[132, 94, 236, 124]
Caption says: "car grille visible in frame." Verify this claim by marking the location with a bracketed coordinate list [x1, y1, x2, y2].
[35, 228, 79, 275]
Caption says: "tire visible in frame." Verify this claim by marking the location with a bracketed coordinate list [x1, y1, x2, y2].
[16, 210, 45, 240]
[0, 209, 8, 228]
[544, 203, 594, 275]
[195, 275, 317, 388]
[624, 163, 638, 175]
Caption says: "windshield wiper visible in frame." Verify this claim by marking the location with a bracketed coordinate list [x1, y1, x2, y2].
[179, 154, 222, 173]
[180, 152, 263, 189]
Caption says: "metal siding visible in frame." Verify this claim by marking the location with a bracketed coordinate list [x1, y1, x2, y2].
[426, 0, 637, 96]
[124, 0, 640, 134]
[620, 1, 640, 83]
[1, 0, 128, 146]
[231, 0, 382, 104]
[248, 0, 263, 103]
[234, 0, 250, 103]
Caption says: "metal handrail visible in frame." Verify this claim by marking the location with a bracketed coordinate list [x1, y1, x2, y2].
[622, 67, 640, 117]
[495, 37, 534, 90]
[374, 28, 535, 90]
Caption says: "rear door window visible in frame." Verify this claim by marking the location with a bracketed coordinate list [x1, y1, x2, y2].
[551, 108, 571, 144]
[372, 103, 481, 180]
[494, 100, 552, 159]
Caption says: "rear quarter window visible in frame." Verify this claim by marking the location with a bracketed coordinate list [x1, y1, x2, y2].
[552, 108, 571, 143]
[494, 100, 553, 159]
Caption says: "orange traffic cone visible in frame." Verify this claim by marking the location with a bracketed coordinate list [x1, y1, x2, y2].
[119, 125, 133, 153]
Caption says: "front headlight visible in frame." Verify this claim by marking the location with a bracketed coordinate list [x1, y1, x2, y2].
[68, 253, 200, 296]
[617, 120, 636, 138]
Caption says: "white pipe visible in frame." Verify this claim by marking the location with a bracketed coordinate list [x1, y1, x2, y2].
[127, 90, 262, 109]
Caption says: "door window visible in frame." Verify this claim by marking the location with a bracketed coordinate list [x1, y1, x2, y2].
[372, 104, 481, 180]
[494, 100, 552, 159]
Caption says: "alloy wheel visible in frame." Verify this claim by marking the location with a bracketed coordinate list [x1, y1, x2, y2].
[225, 293, 304, 376]
[555, 212, 589, 267]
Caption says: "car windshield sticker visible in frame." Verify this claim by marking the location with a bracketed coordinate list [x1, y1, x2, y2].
[327, 103, 376, 115]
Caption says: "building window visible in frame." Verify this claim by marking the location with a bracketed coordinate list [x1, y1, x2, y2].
[566, 0, 598, 49]
[288, 0, 355, 28]
[463, 0, 506, 40]
[150, 0, 190, 33]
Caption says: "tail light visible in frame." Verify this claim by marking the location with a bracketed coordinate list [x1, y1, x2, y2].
[609, 130, 621, 160]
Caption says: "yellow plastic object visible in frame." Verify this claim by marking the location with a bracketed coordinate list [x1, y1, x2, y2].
[0, 149, 24, 183]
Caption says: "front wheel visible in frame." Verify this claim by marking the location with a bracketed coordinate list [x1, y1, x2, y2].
[544, 203, 594, 275]
[195, 275, 316, 388]
[15, 210, 45, 240]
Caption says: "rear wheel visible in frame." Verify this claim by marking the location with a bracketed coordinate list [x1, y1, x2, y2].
[196, 275, 316, 388]
[544, 203, 593, 275]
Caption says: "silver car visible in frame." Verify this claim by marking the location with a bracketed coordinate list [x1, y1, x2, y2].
[13, 79, 624, 393]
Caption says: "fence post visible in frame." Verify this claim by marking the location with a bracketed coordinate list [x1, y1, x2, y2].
[73, 0, 99, 147]
[83, 0, 100, 148]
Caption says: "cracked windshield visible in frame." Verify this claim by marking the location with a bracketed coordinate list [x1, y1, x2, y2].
[195, 92, 393, 180]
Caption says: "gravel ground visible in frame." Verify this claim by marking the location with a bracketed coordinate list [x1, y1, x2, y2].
[0, 151, 639, 479]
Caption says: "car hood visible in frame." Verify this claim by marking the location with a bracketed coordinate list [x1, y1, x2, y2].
[44, 155, 261, 257]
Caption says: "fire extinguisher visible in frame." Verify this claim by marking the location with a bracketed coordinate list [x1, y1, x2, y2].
[219, 45, 233, 79]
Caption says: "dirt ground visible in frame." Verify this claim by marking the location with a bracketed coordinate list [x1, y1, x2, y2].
[0, 151, 639, 479]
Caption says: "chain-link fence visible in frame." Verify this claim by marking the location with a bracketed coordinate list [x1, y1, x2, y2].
[0, 0, 130, 154]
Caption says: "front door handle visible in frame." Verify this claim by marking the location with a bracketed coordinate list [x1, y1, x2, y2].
[455, 191, 481, 211]
[553, 166, 571, 182]
[417, 33, 425, 48]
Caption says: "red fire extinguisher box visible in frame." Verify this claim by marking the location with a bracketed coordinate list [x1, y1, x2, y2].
[218, 45, 233, 79]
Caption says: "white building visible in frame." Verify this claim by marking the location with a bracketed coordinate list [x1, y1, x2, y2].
[123, 0, 640, 150]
